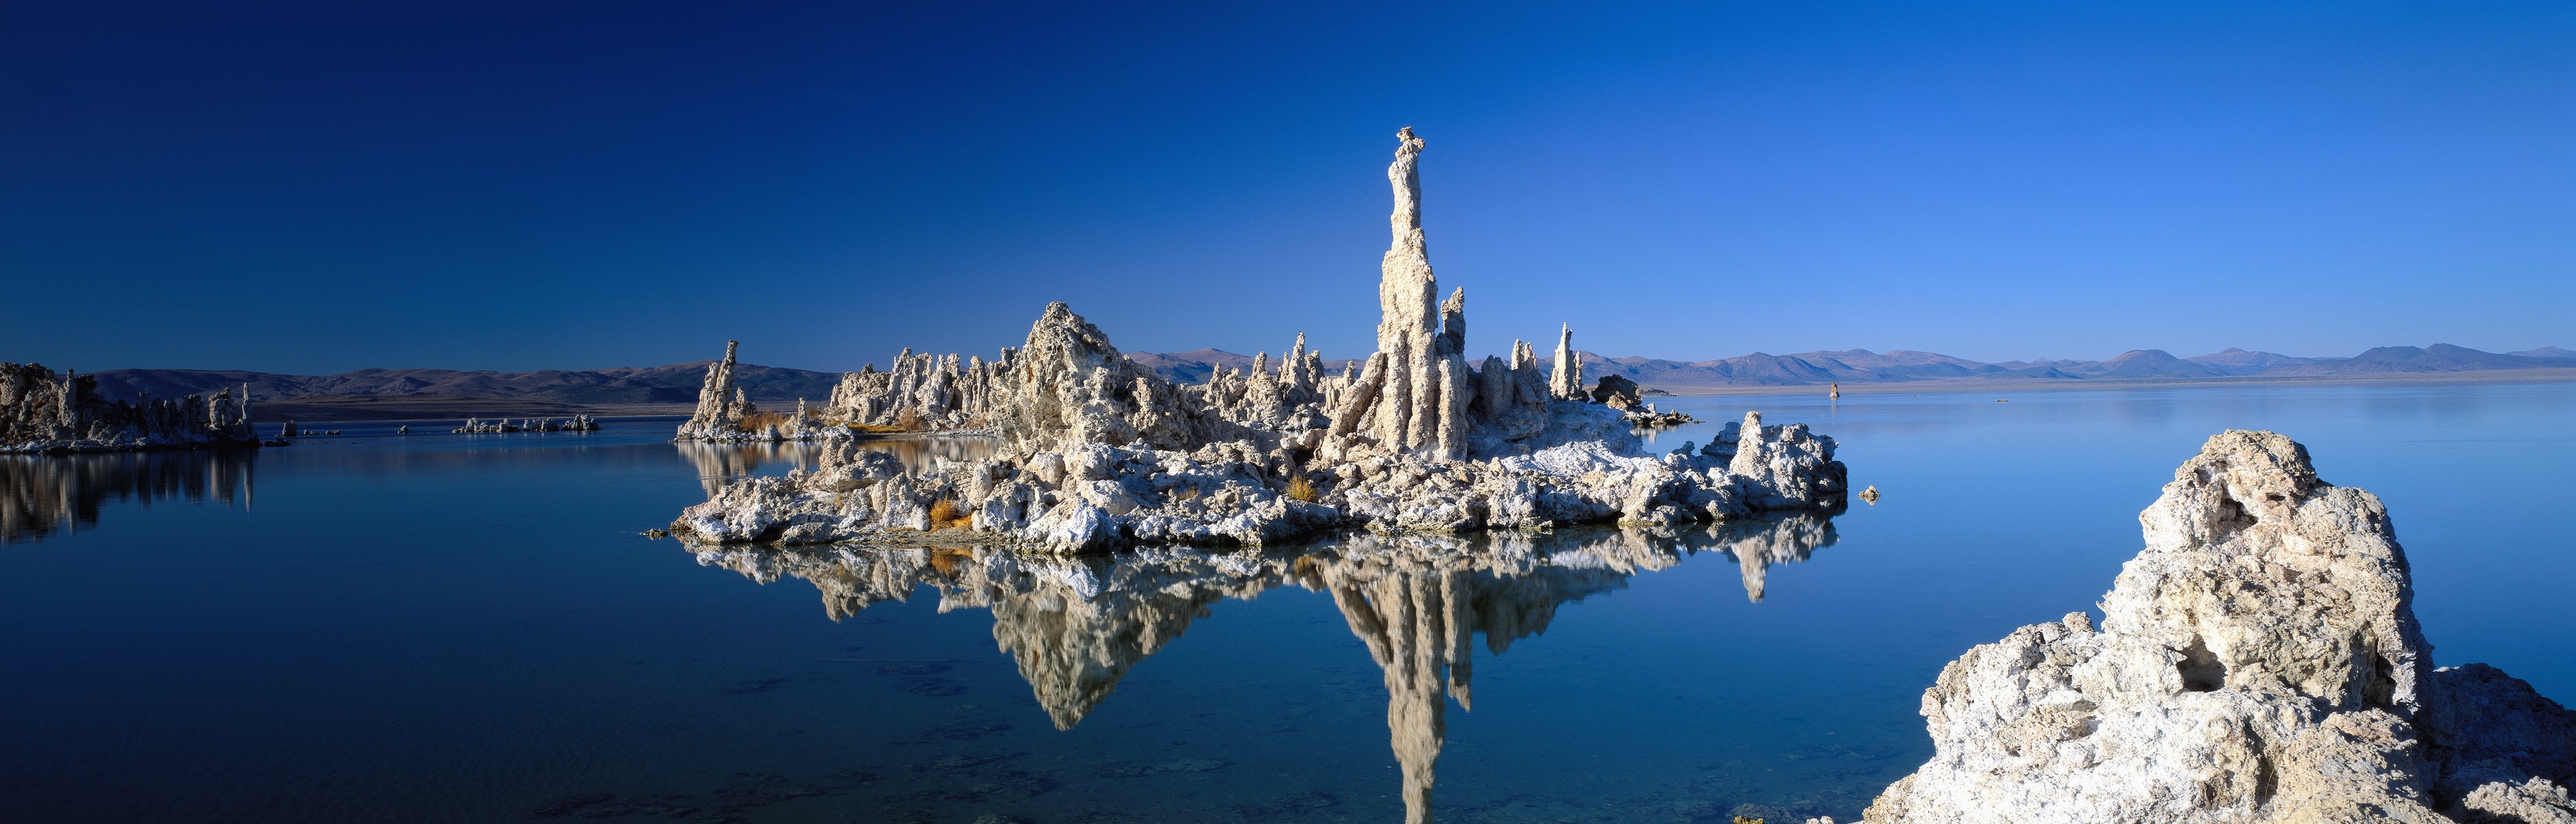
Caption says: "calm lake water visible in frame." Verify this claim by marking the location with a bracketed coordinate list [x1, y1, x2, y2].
[5, 380, 2571, 823]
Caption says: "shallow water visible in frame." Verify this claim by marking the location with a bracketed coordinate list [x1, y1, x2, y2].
[3, 380, 2569, 823]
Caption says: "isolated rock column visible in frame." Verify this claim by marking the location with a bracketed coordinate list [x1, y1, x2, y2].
[1549, 324, 1583, 400]
[1369, 127, 1472, 454]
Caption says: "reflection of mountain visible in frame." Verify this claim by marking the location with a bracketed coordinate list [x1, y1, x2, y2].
[688, 515, 1838, 822]
[673, 437, 994, 495]
[1, 450, 256, 542]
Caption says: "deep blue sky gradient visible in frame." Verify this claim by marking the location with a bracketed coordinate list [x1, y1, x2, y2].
[5, 1, 2571, 374]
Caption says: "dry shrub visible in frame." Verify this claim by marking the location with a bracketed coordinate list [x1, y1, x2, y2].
[1285, 474, 1319, 503]
[732, 411, 793, 433]
[927, 499, 975, 530]
[851, 408, 925, 435]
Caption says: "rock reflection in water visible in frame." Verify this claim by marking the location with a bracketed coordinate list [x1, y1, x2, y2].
[674, 436, 995, 494]
[688, 515, 1838, 823]
[1, 450, 256, 542]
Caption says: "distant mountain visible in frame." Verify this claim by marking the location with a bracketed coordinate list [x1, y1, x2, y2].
[1121, 343, 2575, 390]
[84, 361, 845, 405]
[62, 341, 2576, 411]
[2185, 348, 2327, 376]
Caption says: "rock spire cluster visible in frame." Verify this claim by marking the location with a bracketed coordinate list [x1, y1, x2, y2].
[1, 363, 259, 453]
[1860, 431, 2575, 824]
[669, 128, 1846, 551]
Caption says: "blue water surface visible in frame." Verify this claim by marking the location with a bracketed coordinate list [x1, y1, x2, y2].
[2, 380, 2568, 823]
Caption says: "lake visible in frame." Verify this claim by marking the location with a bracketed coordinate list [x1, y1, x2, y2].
[4, 379, 2569, 823]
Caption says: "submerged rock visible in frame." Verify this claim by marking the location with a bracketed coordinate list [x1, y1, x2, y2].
[1860, 431, 2575, 824]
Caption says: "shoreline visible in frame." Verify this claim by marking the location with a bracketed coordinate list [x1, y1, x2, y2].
[1654, 367, 2576, 398]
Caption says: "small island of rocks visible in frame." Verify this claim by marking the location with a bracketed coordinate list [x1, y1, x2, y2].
[666, 128, 1847, 552]
[2, 363, 260, 454]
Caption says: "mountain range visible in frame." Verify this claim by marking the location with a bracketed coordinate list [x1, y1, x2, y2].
[1126, 343, 2576, 391]
[63, 343, 2576, 411]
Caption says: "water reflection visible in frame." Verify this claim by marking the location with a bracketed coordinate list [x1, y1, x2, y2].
[674, 436, 996, 494]
[688, 515, 1838, 823]
[1, 450, 256, 542]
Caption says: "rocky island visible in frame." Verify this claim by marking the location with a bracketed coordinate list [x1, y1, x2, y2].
[1855, 431, 2573, 824]
[2, 363, 260, 454]
[666, 128, 1848, 551]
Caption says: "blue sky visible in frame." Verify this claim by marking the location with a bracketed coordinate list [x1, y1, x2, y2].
[5, 1, 2570, 374]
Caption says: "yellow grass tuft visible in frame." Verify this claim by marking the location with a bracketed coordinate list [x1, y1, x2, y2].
[732, 411, 794, 433]
[927, 499, 975, 530]
[1285, 474, 1319, 503]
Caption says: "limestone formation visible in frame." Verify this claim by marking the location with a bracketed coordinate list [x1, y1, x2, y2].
[1860, 431, 2575, 824]
[453, 415, 596, 434]
[1, 363, 258, 453]
[669, 129, 1846, 551]
[673, 338, 1017, 443]
[1550, 324, 1583, 400]
[683, 516, 1839, 824]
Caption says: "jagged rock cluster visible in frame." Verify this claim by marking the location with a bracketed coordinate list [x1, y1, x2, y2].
[451, 415, 597, 434]
[675, 339, 1014, 442]
[685, 516, 1838, 824]
[670, 129, 1845, 551]
[1860, 431, 2575, 824]
[826, 347, 1011, 432]
[1, 363, 259, 454]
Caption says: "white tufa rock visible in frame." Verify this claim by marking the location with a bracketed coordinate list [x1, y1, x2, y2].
[1861, 431, 2576, 824]
[1, 363, 259, 453]
[668, 129, 1849, 553]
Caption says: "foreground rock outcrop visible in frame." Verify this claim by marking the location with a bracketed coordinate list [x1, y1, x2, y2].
[2, 363, 259, 453]
[1860, 431, 2575, 824]
[668, 129, 1845, 551]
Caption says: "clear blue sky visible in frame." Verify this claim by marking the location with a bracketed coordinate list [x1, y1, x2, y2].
[5, 1, 2571, 374]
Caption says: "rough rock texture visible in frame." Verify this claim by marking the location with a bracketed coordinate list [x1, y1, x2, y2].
[685, 516, 1838, 824]
[670, 129, 1845, 551]
[1, 363, 258, 453]
[824, 346, 1013, 432]
[1861, 431, 2576, 824]
[1551, 324, 1583, 400]
[452, 415, 596, 433]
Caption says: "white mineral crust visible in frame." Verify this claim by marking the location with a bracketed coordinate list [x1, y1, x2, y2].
[1862, 431, 2576, 824]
